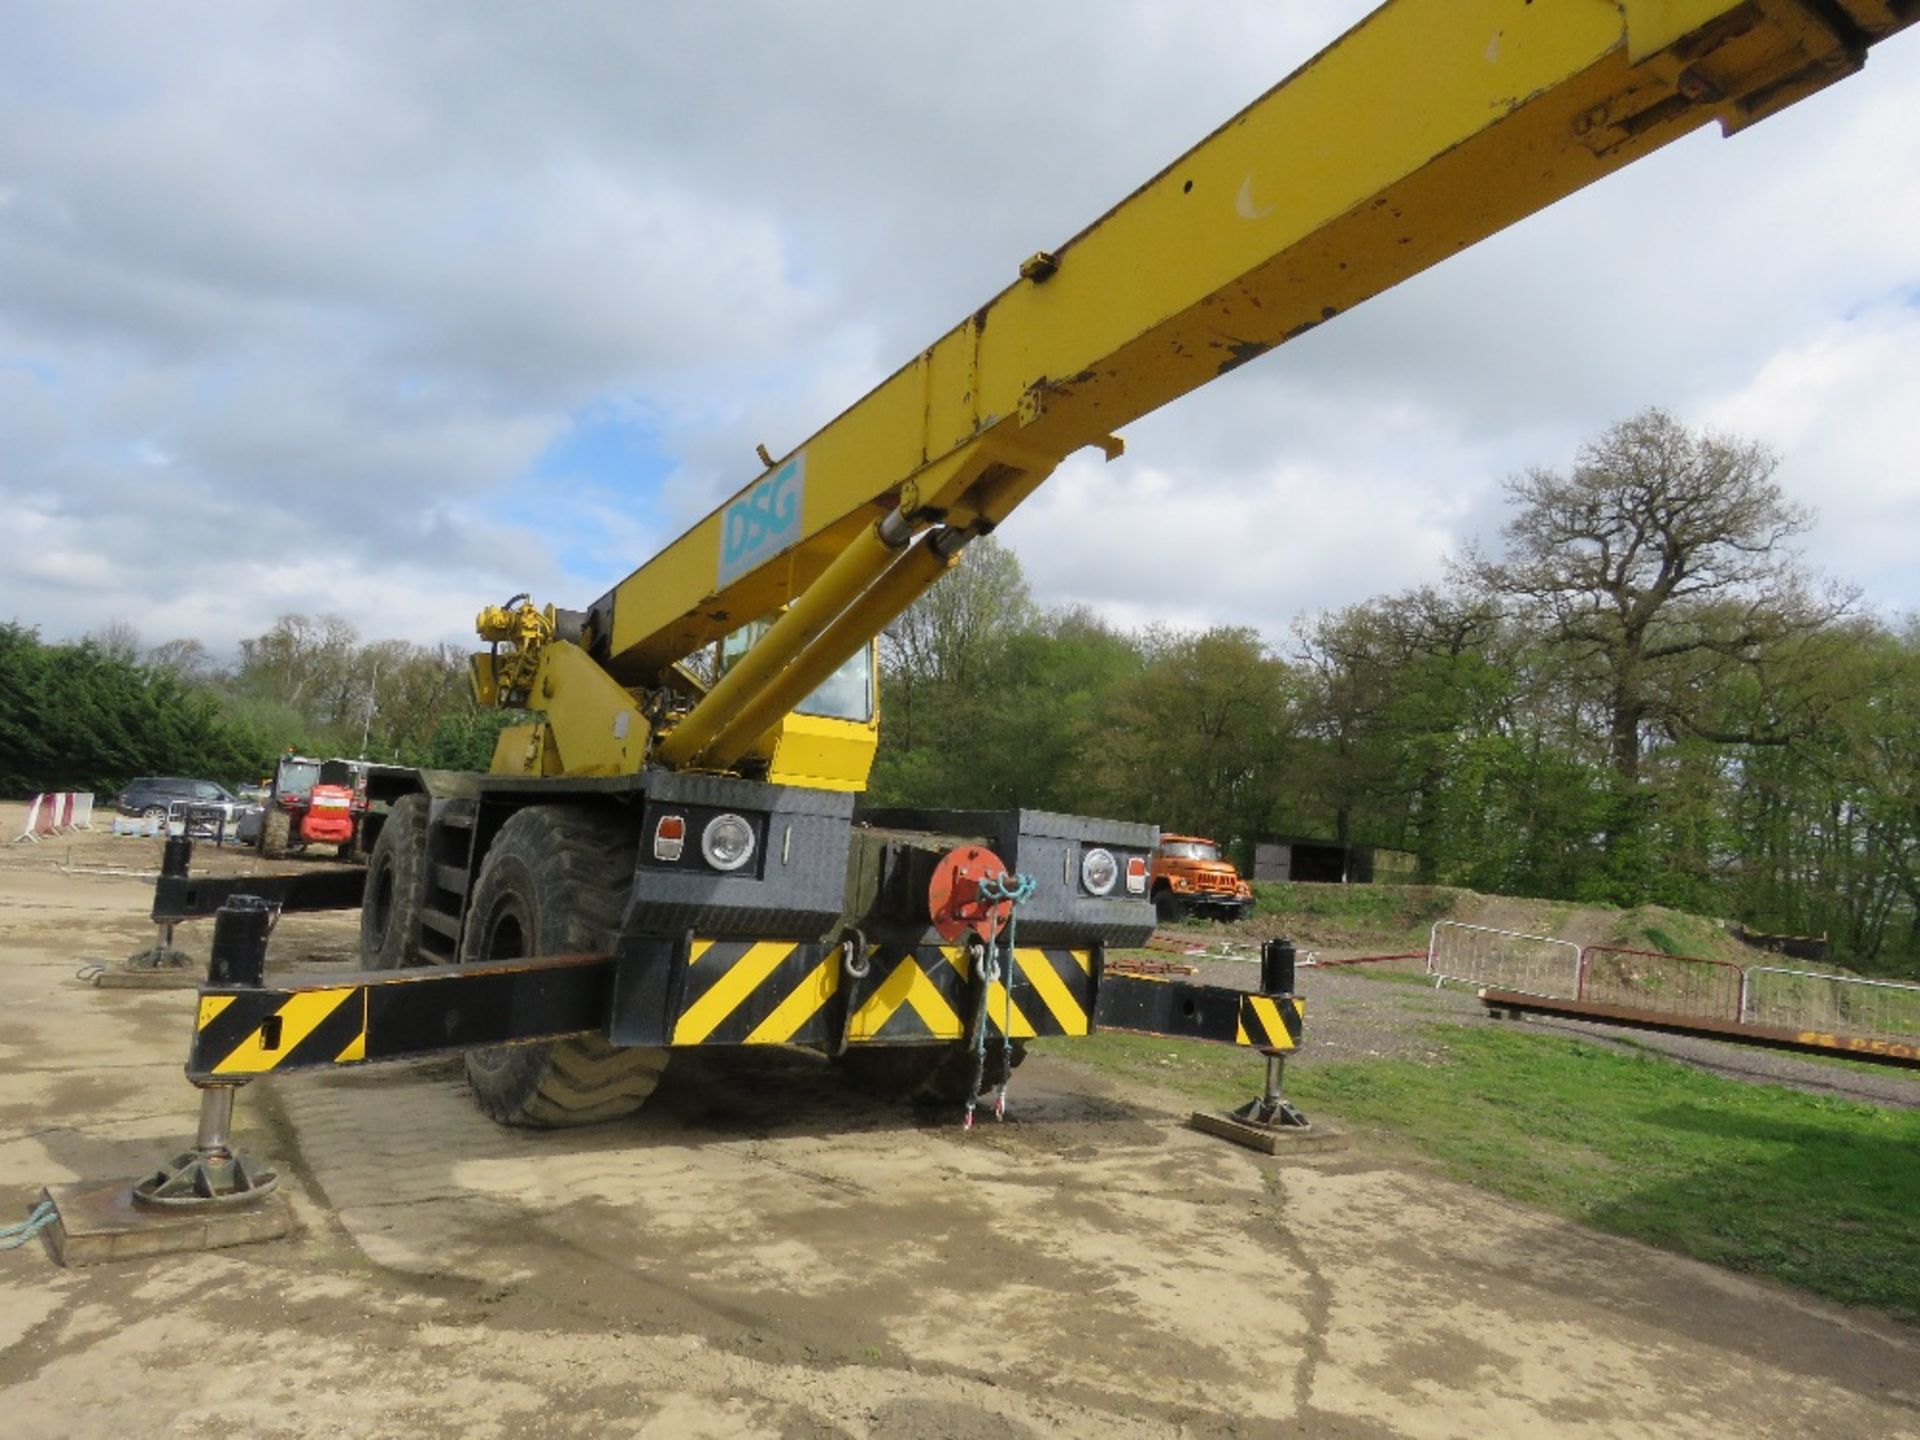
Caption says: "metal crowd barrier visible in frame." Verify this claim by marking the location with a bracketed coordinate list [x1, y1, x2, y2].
[1429, 921, 1920, 1050]
[1741, 967, 1920, 1049]
[1426, 921, 1581, 1000]
[1577, 946, 1744, 1023]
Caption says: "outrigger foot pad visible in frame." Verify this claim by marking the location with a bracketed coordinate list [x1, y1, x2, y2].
[1234, 1094, 1311, 1129]
[1190, 1046, 1341, 1155]
[132, 1082, 278, 1210]
[133, 1147, 279, 1209]
[1189, 1107, 1342, 1156]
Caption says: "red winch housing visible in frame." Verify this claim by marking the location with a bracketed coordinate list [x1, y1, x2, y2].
[926, 845, 1014, 944]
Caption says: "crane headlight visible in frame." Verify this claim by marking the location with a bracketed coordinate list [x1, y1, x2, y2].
[1081, 847, 1119, 896]
[702, 813, 757, 872]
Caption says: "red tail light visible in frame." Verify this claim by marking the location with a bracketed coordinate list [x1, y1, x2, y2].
[653, 814, 687, 862]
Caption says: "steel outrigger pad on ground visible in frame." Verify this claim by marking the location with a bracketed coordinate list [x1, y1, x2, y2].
[132, 1084, 280, 1209]
[44, 898, 295, 1265]
[1178, 940, 1340, 1155]
[1189, 1047, 1341, 1156]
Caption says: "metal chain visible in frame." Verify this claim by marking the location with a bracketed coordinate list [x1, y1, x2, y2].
[964, 934, 997, 1132]
[963, 871, 1036, 1130]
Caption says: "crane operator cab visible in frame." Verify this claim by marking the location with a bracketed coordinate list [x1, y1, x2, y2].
[714, 621, 878, 793]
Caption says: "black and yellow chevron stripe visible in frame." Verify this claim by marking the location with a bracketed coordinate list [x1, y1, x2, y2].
[1093, 973, 1305, 1050]
[669, 938, 1095, 1048]
[186, 951, 610, 1080]
[184, 936, 1110, 1078]
[841, 942, 1093, 1043]
[979, 944, 1093, 1039]
[1235, 993, 1304, 1051]
[193, 987, 367, 1078]
[670, 939, 841, 1046]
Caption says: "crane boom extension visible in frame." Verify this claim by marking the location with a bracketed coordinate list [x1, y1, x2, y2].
[538, 0, 1912, 779]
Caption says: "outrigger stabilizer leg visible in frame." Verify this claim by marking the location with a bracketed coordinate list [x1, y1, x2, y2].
[134, 896, 280, 1208]
[1190, 939, 1327, 1155]
[121, 833, 198, 975]
[39, 896, 293, 1265]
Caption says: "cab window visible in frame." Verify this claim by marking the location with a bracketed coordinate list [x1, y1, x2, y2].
[717, 622, 874, 723]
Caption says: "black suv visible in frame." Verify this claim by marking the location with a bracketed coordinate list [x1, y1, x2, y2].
[115, 777, 242, 820]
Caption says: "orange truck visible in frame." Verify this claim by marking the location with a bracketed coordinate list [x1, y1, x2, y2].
[1150, 835, 1254, 924]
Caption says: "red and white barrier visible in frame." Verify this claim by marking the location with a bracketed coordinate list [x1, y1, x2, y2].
[11, 792, 96, 843]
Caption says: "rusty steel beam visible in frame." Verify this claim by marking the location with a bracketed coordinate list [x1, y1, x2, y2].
[1479, 988, 1920, 1070]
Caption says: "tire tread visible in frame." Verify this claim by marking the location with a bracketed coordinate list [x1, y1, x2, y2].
[460, 805, 667, 1128]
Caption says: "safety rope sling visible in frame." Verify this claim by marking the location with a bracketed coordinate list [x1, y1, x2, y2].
[0, 1200, 56, 1252]
[965, 870, 1037, 1130]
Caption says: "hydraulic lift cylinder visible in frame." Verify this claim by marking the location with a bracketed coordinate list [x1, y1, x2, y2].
[208, 895, 272, 988]
[161, 834, 193, 880]
[1261, 938, 1296, 997]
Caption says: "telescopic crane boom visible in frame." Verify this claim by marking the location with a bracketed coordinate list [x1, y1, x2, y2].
[475, 0, 1915, 792]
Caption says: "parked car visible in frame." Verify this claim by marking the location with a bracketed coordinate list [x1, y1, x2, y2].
[114, 777, 245, 824]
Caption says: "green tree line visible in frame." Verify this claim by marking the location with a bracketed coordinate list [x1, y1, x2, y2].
[9, 408, 1911, 975]
[1, 615, 507, 798]
[869, 410, 1920, 977]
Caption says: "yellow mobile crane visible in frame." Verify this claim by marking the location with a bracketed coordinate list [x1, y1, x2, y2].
[149, 0, 1914, 1145]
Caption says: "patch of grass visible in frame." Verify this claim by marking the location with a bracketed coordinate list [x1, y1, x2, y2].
[1608, 905, 1736, 964]
[1642, 925, 1682, 956]
[1043, 1027, 1920, 1320]
[1249, 882, 1462, 949]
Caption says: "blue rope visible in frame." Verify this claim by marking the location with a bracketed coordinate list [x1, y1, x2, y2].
[978, 872, 1037, 909]
[0, 1200, 56, 1252]
[965, 871, 1036, 1128]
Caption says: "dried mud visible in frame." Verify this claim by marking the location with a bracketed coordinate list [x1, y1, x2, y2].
[1, 812, 1915, 1438]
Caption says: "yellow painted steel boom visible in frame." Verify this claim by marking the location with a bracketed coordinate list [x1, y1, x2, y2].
[486, 0, 1914, 782]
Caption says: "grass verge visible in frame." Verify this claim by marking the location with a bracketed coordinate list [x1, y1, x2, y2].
[1249, 881, 1459, 939]
[1039, 1026, 1920, 1321]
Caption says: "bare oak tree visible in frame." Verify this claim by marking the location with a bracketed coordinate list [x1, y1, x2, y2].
[86, 618, 142, 665]
[145, 637, 218, 683]
[880, 536, 1034, 692]
[1476, 407, 1836, 790]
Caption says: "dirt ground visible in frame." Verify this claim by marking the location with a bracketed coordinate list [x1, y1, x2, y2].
[3, 815, 1918, 1439]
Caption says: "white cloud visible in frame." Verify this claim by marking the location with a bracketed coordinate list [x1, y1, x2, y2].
[1, 0, 1917, 662]
[1704, 300, 1920, 609]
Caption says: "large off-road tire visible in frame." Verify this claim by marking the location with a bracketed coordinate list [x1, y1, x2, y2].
[1153, 887, 1185, 923]
[361, 794, 429, 970]
[458, 805, 668, 1128]
[838, 1039, 1027, 1107]
[260, 807, 291, 860]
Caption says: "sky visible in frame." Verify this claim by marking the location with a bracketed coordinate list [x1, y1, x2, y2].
[3, 2, 1917, 662]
